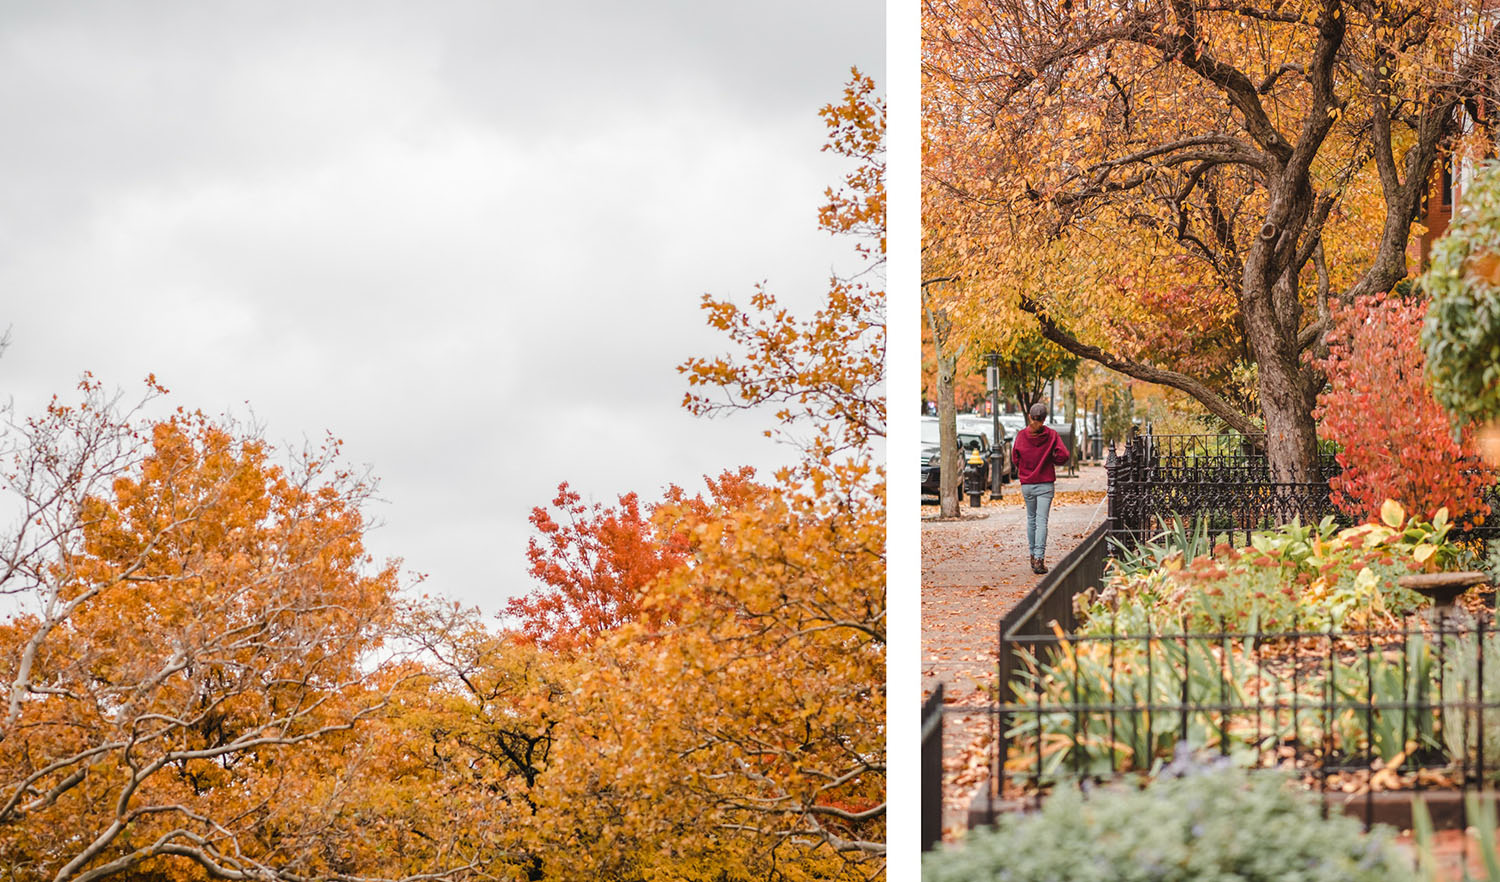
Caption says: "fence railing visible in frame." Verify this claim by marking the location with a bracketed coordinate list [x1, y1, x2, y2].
[925, 430, 1500, 843]
[1103, 430, 1500, 550]
[992, 612, 1500, 831]
[1105, 431, 1341, 550]
[921, 683, 944, 852]
[970, 523, 1109, 828]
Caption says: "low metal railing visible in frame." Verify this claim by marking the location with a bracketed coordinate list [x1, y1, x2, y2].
[921, 684, 944, 852]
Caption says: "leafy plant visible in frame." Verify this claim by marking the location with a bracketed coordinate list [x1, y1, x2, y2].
[1008, 620, 1440, 781]
[1414, 794, 1500, 882]
[1423, 160, 1500, 429]
[1006, 625, 1264, 777]
[1317, 288, 1493, 523]
[1084, 505, 1465, 636]
[923, 756, 1412, 881]
[1108, 517, 1213, 579]
[1325, 634, 1441, 765]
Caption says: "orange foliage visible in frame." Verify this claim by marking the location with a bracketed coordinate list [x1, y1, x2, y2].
[0, 381, 456, 881]
[680, 68, 884, 459]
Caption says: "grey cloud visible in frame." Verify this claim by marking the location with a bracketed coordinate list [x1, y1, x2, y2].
[0, 0, 882, 608]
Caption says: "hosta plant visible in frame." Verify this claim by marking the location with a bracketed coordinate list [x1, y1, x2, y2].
[1080, 503, 1466, 635]
[1440, 620, 1500, 775]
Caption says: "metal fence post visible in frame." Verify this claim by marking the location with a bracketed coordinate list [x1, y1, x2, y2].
[1105, 443, 1120, 553]
[921, 684, 945, 852]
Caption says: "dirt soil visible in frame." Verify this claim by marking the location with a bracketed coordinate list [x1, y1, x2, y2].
[921, 464, 1107, 841]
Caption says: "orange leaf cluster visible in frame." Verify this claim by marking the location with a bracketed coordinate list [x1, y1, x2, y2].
[0, 385, 448, 880]
[680, 68, 884, 461]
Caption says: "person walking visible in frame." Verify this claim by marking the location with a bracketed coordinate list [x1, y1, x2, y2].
[1011, 402, 1070, 574]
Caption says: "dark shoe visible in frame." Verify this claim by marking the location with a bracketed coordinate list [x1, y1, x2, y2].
[1031, 556, 1044, 574]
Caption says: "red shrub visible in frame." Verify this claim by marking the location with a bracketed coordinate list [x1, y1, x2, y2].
[1312, 289, 1492, 523]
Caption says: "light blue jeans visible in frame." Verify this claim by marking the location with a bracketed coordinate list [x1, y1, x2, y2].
[1021, 483, 1056, 560]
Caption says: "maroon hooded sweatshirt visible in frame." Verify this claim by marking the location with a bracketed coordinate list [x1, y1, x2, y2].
[1012, 424, 1070, 484]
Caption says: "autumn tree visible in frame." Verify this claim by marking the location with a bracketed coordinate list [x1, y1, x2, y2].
[534, 472, 886, 880]
[681, 69, 885, 461]
[924, 0, 1500, 481]
[973, 326, 1078, 416]
[920, 322, 985, 413]
[506, 484, 688, 652]
[614, 64, 886, 878]
[505, 68, 885, 878]
[922, 277, 969, 516]
[379, 69, 887, 882]
[0, 380, 485, 881]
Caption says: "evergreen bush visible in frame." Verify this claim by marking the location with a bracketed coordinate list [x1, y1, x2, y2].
[922, 757, 1411, 882]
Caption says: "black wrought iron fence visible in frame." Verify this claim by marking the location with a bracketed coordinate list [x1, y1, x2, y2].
[1105, 432, 1340, 550]
[989, 612, 1500, 831]
[924, 429, 1500, 841]
[1104, 430, 1500, 550]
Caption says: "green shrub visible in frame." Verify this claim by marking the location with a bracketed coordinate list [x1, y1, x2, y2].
[1081, 509, 1459, 635]
[1422, 159, 1500, 427]
[1006, 628, 1259, 776]
[922, 759, 1411, 882]
[1006, 625, 1437, 777]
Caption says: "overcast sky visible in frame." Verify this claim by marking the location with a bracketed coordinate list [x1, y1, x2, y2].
[0, 2, 884, 612]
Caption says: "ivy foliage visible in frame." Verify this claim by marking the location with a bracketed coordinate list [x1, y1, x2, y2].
[1423, 160, 1500, 427]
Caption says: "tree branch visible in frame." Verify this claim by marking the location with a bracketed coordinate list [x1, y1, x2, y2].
[1020, 297, 1258, 435]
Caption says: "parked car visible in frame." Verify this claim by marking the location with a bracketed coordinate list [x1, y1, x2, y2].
[920, 417, 996, 500]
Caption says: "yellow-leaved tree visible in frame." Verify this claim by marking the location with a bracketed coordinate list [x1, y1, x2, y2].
[565, 67, 883, 880]
[0, 379, 492, 881]
[1, 68, 885, 882]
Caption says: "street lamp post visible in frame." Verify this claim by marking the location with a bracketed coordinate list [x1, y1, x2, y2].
[985, 353, 1003, 500]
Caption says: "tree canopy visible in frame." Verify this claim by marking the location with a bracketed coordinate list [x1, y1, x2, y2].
[924, 0, 1500, 480]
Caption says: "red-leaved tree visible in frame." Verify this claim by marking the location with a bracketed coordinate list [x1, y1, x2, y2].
[1313, 290, 1492, 523]
[506, 467, 762, 650]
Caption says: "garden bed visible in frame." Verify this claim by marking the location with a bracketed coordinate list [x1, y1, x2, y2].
[979, 504, 1500, 831]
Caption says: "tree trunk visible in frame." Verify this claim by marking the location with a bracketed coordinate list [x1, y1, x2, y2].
[926, 301, 965, 517]
[1242, 219, 1321, 483]
[936, 350, 962, 517]
[1256, 350, 1320, 483]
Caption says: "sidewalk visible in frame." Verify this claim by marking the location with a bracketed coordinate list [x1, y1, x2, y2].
[921, 465, 1107, 837]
